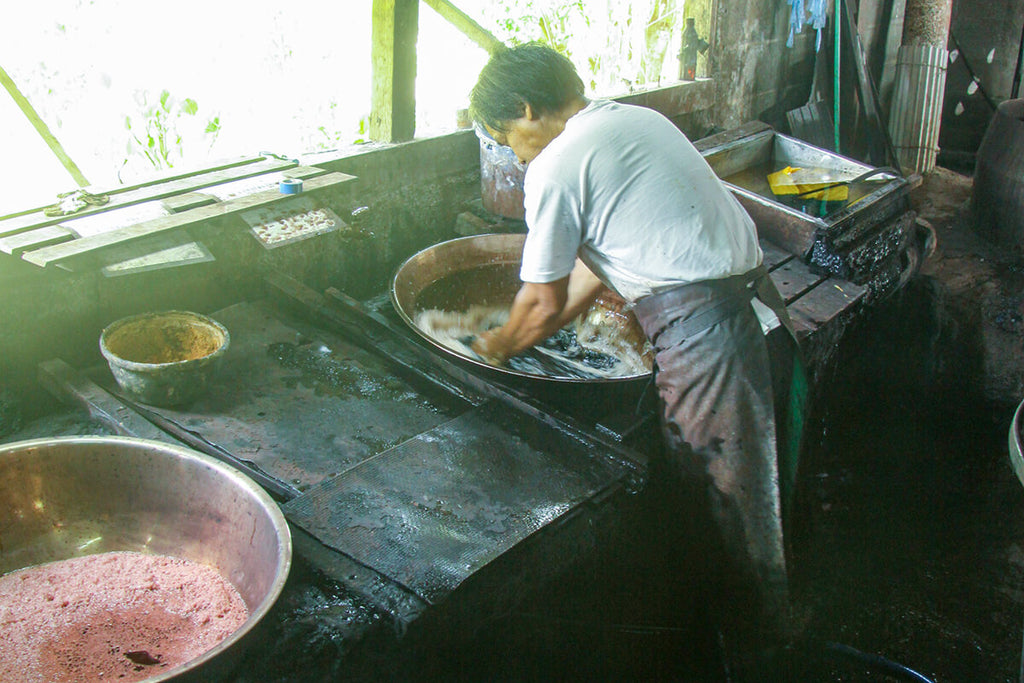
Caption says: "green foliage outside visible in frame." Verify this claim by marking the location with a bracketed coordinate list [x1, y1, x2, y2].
[475, 0, 710, 96]
[2, 0, 713, 199]
[122, 89, 221, 173]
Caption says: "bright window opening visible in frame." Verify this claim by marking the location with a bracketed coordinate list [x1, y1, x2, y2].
[1, 0, 712, 217]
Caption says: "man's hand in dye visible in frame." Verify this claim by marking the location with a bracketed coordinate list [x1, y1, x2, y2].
[471, 329, 510, 366]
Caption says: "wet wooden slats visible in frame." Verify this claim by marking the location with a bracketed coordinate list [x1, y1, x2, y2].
[787, 277, 866, 336]
[769, 258, 827, 304]
[760, 238, 794, 270]
[759, 236, 867, 342]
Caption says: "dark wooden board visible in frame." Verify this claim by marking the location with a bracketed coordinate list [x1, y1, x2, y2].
[37, 358, 173, 442]
[760, 238, 795, 271]
[787, 277, 867, 330]
[769, 258, 827, 304]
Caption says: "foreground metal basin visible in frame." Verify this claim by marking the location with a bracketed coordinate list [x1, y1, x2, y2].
[390, 233, 651, 384]
[0, 436, 292, 682]
[1010, 399, 1024, 489]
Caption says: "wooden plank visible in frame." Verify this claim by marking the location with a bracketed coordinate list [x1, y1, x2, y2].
[421, 0, 504, 53]
[0, 157, 300, 237]
[157, 164, 326, 214]
[21, 172, 357, 271]
[759, 238, 794, 271]
[787, 277, 867, 329]
[877, 0, 907, 118]
[693, 120, 773, 153]
[0, 155, 270, 222]
[370, 0, 418, 142]
[161, 192, 218, 213]
[284, 165, 331, 181]
[37, 357, 299, 501]
[38, 358, 174, 441]
[0, 225, 76, 255]
[769, 257, 827, 304]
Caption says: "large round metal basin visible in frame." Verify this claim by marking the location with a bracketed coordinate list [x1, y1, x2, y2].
[1010, 398, 1024, 488]
[0, 436, 292, 682]
[390, 233, 652, 384]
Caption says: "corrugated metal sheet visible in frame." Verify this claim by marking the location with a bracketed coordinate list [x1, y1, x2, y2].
[888, 44, 949, 174]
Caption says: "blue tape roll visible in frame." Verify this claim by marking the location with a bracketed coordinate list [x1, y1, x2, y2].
[279, 178, 303, 195]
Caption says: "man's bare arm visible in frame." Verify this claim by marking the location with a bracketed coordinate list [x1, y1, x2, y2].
[472, 259, 606, 363]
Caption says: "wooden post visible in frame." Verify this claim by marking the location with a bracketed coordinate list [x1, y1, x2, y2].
[371, 0, 419, 142]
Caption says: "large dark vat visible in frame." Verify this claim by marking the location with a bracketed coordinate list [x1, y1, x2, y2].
[973, 98, 1024, 254]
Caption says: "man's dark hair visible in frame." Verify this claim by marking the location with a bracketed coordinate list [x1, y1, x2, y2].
[470, 42, 585, 133]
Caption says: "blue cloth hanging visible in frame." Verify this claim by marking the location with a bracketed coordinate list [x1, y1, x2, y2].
[787, 0, 828, 50]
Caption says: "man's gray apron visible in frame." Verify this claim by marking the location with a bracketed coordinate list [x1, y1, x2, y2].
[632, 264, 804, 641]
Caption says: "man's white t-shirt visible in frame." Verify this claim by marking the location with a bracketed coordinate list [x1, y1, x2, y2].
[519, 99, 763, 303]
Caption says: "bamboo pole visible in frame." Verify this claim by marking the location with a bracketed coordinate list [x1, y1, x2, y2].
[0, 64, 90, 187]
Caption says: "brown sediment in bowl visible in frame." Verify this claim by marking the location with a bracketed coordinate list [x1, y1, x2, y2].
[103, 312, 226, 365]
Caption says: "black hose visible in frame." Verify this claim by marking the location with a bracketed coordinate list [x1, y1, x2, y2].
[1012, 21, 1024, 100]
[790, 166, 901, 199]
[822, 640, 936, 683]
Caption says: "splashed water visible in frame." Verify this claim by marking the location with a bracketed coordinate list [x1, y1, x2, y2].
[414, 305, 652, 380]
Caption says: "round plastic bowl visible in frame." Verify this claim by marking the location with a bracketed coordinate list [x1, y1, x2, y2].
[100, 310, 230, 407]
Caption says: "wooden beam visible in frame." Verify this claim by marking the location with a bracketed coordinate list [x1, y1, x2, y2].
[0, 64, 90, 187]
[38, 358, 174, 442]
[371, 0, 419, 142]
[0, 158, 299, 238]
[0, 225, 76, 256]
[421, 0, 504, 54]
[20, 172, 357, 271]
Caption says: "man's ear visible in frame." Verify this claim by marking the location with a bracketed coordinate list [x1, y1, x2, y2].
[523, 103, 538, 121]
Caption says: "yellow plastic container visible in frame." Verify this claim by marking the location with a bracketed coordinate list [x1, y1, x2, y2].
[767, 165, 850, 201]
